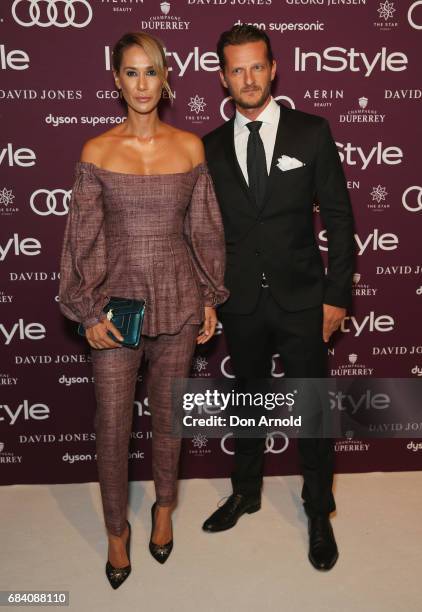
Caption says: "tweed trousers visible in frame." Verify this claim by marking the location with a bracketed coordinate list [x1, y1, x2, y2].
[90, 324, 199, 536]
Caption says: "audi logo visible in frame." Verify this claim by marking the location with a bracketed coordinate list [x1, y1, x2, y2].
[402, 186, 422, 213]
[220, 431, 289, 455]
[219, 94, 295, 122]
[12, 0, 93, 28]
[408, 1, 422, 30]
[220, 354, 284, 378]
[30, 189, 71, 216]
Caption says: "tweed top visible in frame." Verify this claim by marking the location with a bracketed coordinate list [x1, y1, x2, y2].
[59, 161, 229, 336]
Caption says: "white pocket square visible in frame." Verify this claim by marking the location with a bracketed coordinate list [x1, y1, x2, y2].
[277, 155, 306, 172]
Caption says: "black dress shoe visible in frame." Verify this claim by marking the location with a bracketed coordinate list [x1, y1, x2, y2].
[105, 520, 131, 589]
[149, 502, 173, 564]
[202, 493, 261, 533]
[308, 514, 338, 571]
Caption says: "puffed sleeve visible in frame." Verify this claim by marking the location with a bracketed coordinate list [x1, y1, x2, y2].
[183, 163, 230, 307]
[58, 162, 109, 328]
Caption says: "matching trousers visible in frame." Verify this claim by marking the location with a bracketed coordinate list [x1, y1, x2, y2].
[90, 324, 199, 536]
[220, 287, 336, 518]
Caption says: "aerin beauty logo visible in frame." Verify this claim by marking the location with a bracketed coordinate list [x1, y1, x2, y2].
[100, 0, 144, 14]
[303, 88, 344, 109]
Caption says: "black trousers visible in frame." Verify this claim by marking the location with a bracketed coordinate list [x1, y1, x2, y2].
[220, 286, 336, 518]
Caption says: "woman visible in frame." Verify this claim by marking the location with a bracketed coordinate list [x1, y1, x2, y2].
[59, 31, 229, 589]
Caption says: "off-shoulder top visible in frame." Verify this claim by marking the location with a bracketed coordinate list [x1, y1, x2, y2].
[58, 160, 229, 336]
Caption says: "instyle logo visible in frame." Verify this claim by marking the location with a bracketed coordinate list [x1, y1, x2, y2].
[0, 400, 50, 425]
[104, 46, 218, 77]
[0, 234, 42, 261]
[340, 312, 395, 337]
[0, 44, 30, 70]
[294, 47, 408, 77]
[12, 0, 93, 28]
[319, 229, 398, 255]
[0, 143, 36, 167]
[30, 189, 71, 216]
[336, 142, 402, 169]
[0, 320, 46, 345]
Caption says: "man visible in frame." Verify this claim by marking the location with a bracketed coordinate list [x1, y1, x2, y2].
[202, 25, 355, 571]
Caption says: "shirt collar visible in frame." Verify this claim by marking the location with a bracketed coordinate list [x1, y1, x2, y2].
[234, 96, 280, 132]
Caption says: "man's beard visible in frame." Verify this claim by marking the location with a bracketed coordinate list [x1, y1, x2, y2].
[230, 82, 272, 110]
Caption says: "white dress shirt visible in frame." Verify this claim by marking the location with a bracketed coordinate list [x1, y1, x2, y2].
[234, 96, 280, 185]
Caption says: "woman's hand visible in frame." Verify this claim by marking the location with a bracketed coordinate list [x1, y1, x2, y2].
[197, 306, 218, 344]
[86, 318, 124, 349]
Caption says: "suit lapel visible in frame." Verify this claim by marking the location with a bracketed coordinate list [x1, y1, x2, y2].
[221, 118, 257, 214]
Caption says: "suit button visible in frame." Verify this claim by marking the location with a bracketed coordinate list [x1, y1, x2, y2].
[260, 221, 264, 225]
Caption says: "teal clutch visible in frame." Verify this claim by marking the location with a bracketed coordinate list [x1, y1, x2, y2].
[78, 296, 146, 348]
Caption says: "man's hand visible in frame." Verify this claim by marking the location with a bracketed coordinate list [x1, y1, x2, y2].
[322, 303, 346, 343]
[86, 318, 124, 349]
[197, 307, 218, 344]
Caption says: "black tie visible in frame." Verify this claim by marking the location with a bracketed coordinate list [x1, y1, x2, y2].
[246, 121, 268, 209]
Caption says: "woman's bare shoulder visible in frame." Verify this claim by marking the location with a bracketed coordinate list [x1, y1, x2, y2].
[169, 127, 205, 167]
[79, 126, 122, 164]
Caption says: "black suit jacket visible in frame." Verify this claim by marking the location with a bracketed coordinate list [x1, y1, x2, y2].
[203, 102, 355, 315]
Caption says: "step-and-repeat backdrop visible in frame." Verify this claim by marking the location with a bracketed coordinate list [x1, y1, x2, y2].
[1, 0, 421, 485]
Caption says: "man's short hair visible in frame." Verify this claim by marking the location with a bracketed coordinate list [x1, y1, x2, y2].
[217, 24, 274, 71]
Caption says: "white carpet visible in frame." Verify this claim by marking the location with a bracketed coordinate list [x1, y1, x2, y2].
[1, 472, 421, 612]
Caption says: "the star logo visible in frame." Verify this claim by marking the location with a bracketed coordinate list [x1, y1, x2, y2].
[188, 95, 207, 115]
[377, 1, 396, 21]
[371, 185, 388, 204]
[193, 356, 208, 373]
[0, 188, 15, 207]
[192, 433, 208, 449]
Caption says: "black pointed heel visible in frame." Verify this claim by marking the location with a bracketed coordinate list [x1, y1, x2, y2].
[149, 502, 173, 564]
[105, 520, 132, 589]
